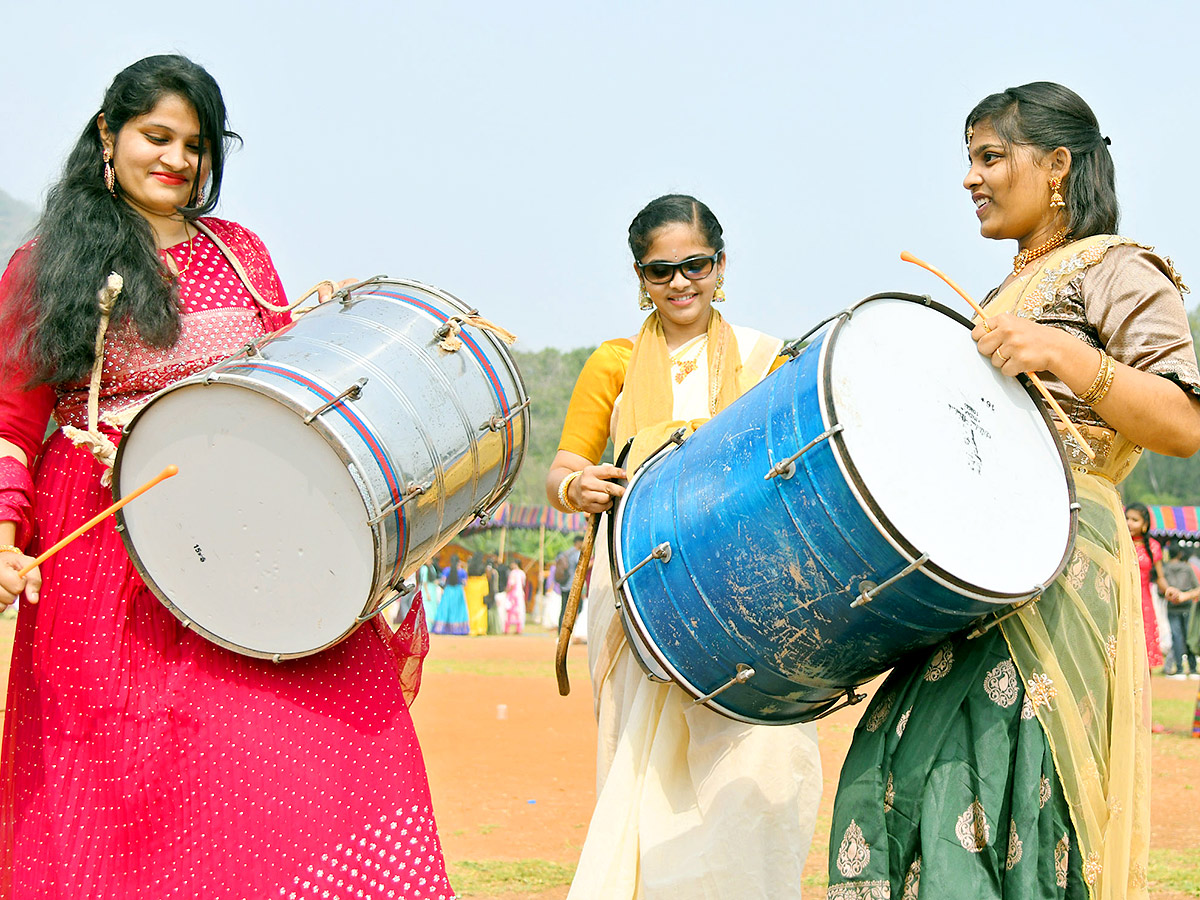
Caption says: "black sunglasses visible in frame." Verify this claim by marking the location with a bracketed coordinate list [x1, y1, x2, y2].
[636, 251, 723, 285]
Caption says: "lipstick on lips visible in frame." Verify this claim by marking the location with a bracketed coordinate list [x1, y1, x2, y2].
[152, 172, 187, 186]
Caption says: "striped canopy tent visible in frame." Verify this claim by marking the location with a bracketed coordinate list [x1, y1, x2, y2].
[460, 503, 587, 587]
[1148, 505, 1200, 538]
[462, 503, 586, 534]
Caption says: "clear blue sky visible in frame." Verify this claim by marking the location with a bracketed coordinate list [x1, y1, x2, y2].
[3, 0, 1196, 349]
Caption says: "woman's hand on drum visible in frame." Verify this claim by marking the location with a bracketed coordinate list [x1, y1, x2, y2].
[570, 464, 626, 514]
[0, 550, 40, 607]
[317, 278, 359, 304]
[972, 312, 1070, 377]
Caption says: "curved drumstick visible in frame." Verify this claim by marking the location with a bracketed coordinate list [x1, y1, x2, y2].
[17, 465, 179, 577]
[900, 251, 1095, 461]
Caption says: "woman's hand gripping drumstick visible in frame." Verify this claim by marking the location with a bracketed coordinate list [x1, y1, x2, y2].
[900, 251, 1095, 460]
[13, 465, 180, 589]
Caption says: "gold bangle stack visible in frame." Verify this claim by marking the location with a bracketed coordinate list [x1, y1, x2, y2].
[557, 471, 584, 513]
[1078, 351, 1117, 406]
[0, 545, 23, 557]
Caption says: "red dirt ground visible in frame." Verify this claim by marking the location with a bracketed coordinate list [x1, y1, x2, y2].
[1, 620, 1196, 898]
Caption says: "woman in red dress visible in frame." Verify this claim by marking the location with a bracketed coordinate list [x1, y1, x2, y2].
[0, 55, 453, 899]
[1126, 502, 1166, 669]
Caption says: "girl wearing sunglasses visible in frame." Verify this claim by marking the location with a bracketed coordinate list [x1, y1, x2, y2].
[546, 194, 821, 899]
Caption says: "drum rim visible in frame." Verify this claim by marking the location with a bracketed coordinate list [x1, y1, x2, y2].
[112, 370, 393, 660]
[345, 278, 533, 519]
[816, 292, 1080, 602]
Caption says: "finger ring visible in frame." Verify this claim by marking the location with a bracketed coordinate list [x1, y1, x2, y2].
[996, 350, 1010, 363]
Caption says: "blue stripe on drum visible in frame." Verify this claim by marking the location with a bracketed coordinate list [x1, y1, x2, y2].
[373, 290, 518, 485]
[236, 360, 406, 585]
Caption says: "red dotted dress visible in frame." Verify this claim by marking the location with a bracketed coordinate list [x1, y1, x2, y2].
[0, 219, 454, 899]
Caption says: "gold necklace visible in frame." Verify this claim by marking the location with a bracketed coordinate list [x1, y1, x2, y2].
[162, 221, 196, 279]
[1013, 228, 1069, 275]
[671, 336, 708, 384]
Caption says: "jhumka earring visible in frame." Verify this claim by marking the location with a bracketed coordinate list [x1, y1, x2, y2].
[712, 274, 726, 303]
[1049, 176, 1066, 209]
[196, 185, 206, 206]
[102, 149, 116, 196]
[639, 285, 653, 310]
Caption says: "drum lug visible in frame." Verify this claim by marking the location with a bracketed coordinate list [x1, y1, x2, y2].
[851, 552, 930, 607]
[368, 481, 430, 525]
[764, 424, 844, 480]
[303, 378, 368, 424]
[479, 398, 531, 432]
[614, 542, 672, 591]
[691, 663, 756, 705]
[356, 582, 416, 624]
[333, 274, 389, 305]
[809, 688, 868, 721]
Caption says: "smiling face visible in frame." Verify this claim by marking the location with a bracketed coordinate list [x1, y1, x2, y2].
[963, 121, 1067, 251]
[635, 221, 725, 344]
[1126, 508, 1148, 537]
[99, 93, 210, 230]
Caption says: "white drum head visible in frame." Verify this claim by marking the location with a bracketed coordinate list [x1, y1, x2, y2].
[826, 298, 1073, 596]
[116, 382, 377, 657]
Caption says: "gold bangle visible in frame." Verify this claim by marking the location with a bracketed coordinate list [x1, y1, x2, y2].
[557, 471, 584, 513]
[1078, 352, 1116, 406]
[1077, 351, 1109, 404]
[0, 545, 23, 557]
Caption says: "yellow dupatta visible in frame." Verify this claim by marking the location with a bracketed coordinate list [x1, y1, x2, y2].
[985, 235, 1150, 898]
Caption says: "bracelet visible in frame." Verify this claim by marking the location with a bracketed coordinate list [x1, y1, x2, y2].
[0, 545, 23, 557]
[557, 471, 584, 513]
[1078, 352, 1116, 406]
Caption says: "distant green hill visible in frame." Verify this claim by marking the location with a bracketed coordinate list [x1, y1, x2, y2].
[0, 188, 37, 264]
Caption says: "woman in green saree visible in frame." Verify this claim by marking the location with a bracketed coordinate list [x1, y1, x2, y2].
[826, 82, 1200, 900]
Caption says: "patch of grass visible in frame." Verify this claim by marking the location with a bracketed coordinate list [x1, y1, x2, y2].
[425, 658, 590, 679]
[1148, 847, 1200, 894]
[478, 823, 499, 835]
[447, 859, 574, 896]
[1152, 695, 1196, 724]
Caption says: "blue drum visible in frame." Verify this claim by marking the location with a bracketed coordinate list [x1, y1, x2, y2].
[610, 294, 1078, 724]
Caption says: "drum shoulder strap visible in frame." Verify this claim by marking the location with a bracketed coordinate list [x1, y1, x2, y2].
[192, 219, 293, 313]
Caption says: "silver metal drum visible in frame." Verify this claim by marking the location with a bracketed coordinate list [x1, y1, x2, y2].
[112, 277, 529, 660]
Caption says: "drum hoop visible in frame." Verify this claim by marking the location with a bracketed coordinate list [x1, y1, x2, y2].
[112, 367, 396, 660]
[816, 293, 1080, 602]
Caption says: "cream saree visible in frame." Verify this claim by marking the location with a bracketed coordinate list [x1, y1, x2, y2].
[568, 311, 823, 900]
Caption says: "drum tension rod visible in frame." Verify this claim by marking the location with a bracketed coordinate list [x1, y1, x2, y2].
[968, 591, 1044, 640]
[692, 663, 756, 706]
[303, 378, 368, 424]
[479, 399, 532, 432]
[764, 425, 844, 480]
[614, 542, 673, 591]
[852, 553, 931, 608]
[810, 688, 869, 721]
[356, 582, 417, 624]
[369, 482, 431, 525]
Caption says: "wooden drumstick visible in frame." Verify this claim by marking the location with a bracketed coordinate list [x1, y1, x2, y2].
[17, 465, 179, 577]
[556, 511, 600, 696]
[900, 251, 1095, 461]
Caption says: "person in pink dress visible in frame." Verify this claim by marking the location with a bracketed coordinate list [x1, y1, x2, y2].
[503, 555, 526, 634]
[0, 55, 454, 899]
[1126, 502, 1167, 669]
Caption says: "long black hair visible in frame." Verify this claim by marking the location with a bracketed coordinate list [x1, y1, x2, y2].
[627, 194, 725, 262]
[965, 82, 1118, 240]
[5, 54, 240, 387]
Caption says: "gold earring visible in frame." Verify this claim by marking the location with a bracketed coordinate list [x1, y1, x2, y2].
[712, 273, 726, 303]
[196, 185, 206, 206]
[1049, 176, 1065, 209]
[639, 285, 653, 310]
[102, 148, 115, 196]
